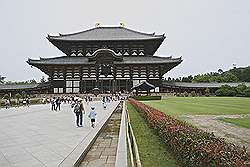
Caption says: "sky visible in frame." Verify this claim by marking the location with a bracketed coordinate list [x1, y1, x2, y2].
[0, 0, 250, 82]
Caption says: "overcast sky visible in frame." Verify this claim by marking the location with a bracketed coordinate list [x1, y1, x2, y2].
[0, 0, 250, 81]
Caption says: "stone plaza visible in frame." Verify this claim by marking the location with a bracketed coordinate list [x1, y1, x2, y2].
[0, 101, 119, 167]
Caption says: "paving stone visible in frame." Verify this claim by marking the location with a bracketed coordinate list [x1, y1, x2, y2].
[80, 104, 122, 166]
[107, 156, 116, 164]
[86, 158, 106, 167]
[0, 101, 119, 167]
[102, 164, 115, 167]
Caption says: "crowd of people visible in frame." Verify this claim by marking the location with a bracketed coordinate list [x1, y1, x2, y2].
[3, 93, 126, 128]
[4, 98, 30, 109]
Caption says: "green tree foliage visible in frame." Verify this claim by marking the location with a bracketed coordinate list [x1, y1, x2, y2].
[215, 85, 237, 96]
[170, 66, 250, 83]
[205, 88, 210, 97]
[235, 84, 247, 97]
[222, 72, 239, 82]
[15, 93, 22, 99]
[183, 91, 189, 97]
[193, 72, 238, 83]
[181, 75, 193, 82]
[216, 84, 250, 97]
[21, 91, 27, 98]
[191, 91, 196, 97]
[229, 66, 250, 82]
[3, 94, 10, 99]
[244, 87, 250, 97]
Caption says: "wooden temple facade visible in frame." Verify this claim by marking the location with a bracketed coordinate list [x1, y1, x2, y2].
[27, 25, 182, 93]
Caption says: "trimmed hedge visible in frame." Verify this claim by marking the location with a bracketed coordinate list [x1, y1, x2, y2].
[128, 98, 248, 167]
[131, 96, 161, 101]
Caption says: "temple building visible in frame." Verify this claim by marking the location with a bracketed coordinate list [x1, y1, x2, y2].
[27, 25, 182, 94]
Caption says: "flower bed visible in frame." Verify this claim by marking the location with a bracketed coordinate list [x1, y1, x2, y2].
[128, 98, 248, 167]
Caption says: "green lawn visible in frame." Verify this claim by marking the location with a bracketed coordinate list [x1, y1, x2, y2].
[220, 117, 250, 129]
[127, 103, 179, 167]
[143, 97, 250, 115]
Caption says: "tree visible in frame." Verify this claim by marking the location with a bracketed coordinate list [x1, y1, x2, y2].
[244, 87, 250, 97]
[240, 66, 250, 82]
[3, 94, 10, 99]
[187, 75, 193, 82]
[21, 91, 27, 99]
[28, 79, 37, 84]
[218, 69, 223, 74]
[235, 84, 247, 97]
[205, 88, 210, 97]
[181, 75, 193, 82]
[193, 74, 210, 83]
[0, 75, 6, 84]
[183, 91, 189, 97]
[191, 91, 196, 97]
[15, 93, 22, 100]
[221, 72, 238, 82]
[215, 85, 236, 96]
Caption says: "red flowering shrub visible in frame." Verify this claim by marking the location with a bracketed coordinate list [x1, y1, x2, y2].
[128, 98, 248, 167]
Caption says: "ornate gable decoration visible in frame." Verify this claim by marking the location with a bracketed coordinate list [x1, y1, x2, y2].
[88, 49, 123, 63]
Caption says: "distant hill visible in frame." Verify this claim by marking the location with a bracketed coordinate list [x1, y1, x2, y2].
[168, 66, 250, 83]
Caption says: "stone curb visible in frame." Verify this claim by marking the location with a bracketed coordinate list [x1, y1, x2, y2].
[115, 101, 128, 167]
[58, 101, 120, 167]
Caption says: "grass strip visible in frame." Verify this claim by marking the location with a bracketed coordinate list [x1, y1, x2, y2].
[127, 102, 179, 167]
[220, 117, 250, 129]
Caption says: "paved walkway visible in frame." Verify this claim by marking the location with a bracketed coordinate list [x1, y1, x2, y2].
[0, 101, 119, 167]
[80, 108, 122, 167]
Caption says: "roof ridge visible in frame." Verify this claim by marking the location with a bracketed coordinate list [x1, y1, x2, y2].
[48, 26, 165, 39]
[49, 27, 97, 38]
[123, 27, 164, 37]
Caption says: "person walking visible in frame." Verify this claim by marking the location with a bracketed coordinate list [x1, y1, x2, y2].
[16, 98, 20, 108]
[73, 100, 83, 127]
[55, 97, 61, 111]
[51, 97, 56, 111]
[22, 99, 27, 107]
[80, 99, 85, 125]
[5, 99, 10, 109]
[102, 97, 107, 110]
[26, 98, 30, 107]
[88, 106, 97, 128]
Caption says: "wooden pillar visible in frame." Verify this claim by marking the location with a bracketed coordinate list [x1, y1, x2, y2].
[79, 66, 83, 93]
[129, 66, 133, 92]
[146, 66, 149, 81]
[100, 80, 103, 93]
[63, 67, 66, 94]
[113, 65, 117, 93]
[125, 79, 128, 92]
[49, 66, 54, 94]
[95, 65, 99, 88]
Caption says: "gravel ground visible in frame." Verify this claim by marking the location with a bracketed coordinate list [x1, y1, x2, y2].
[183, 114, 250, 152]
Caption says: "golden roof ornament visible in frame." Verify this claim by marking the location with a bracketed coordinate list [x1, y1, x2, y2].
[95, 22, 100, 28]
[120, 22, 125, 27]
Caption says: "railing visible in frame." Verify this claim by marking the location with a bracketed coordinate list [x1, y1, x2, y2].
[126, 103, 142, 167]
[115, 101, 128, 167]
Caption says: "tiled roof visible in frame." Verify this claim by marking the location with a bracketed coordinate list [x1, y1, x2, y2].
[0, 84, 39, 90]
[27, 56, 182, 65]
[131, 81, 155, 90]
[162, 82, 250, 88]
[48, 27, 165, 41]
[0, 82, 50, 91]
